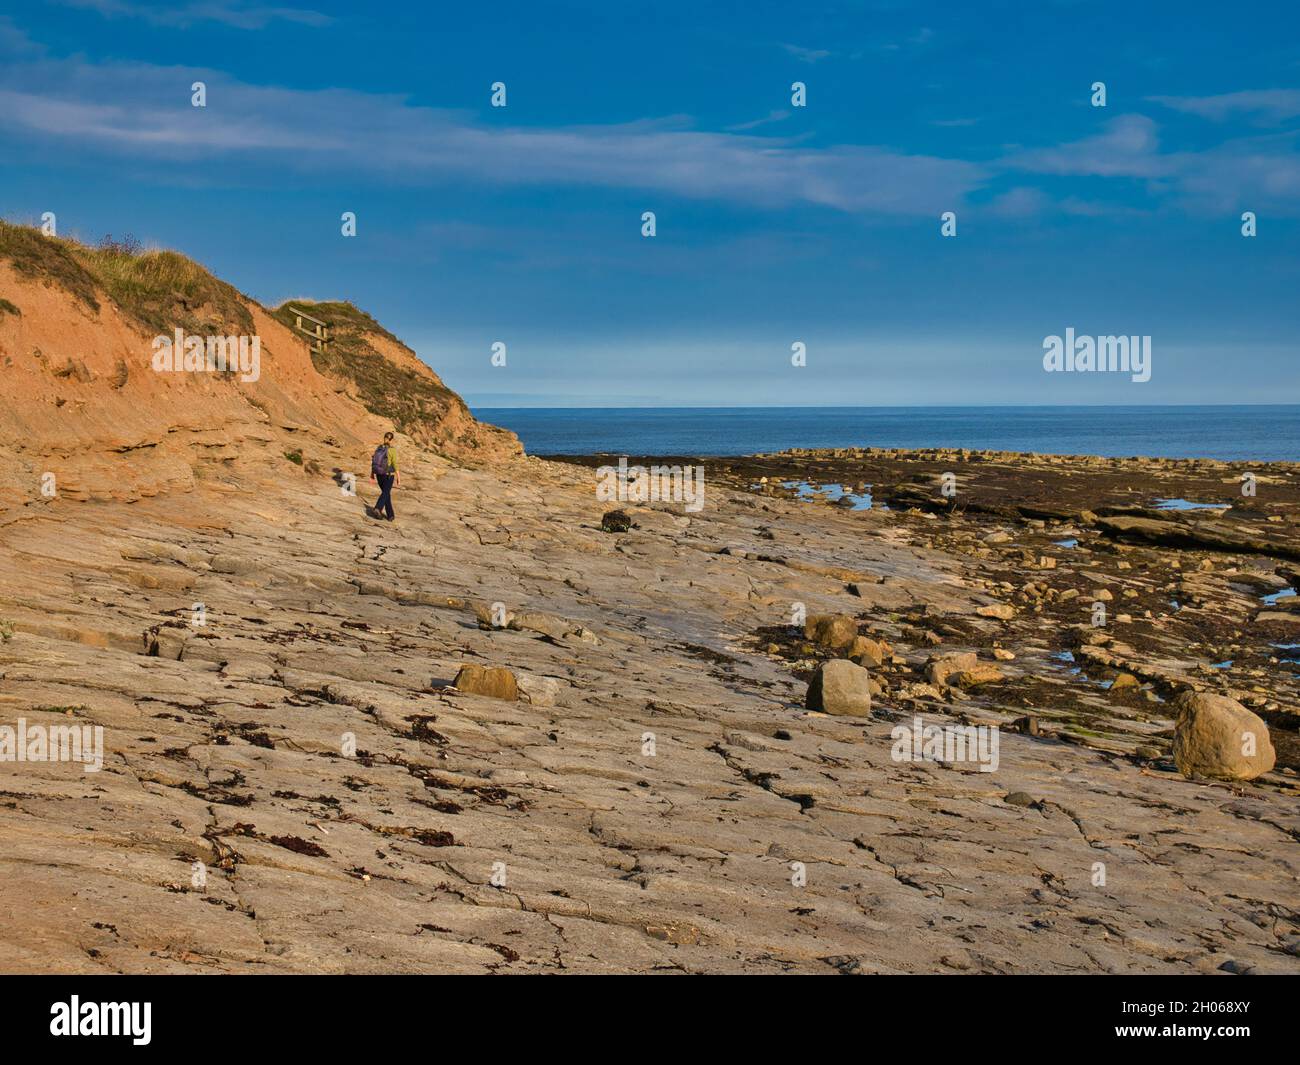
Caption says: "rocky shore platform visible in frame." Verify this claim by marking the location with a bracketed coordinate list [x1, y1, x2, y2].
[3, 443, 1299, 974]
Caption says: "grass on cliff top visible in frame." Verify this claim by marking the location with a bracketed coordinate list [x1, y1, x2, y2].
[271, 299, 467, 442]
[0, 220, 253, 336]
[0, 220, 481, 447]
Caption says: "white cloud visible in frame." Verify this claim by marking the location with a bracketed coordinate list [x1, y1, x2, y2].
[1149, 90, 1300, 124]
[998, 113, 1300, 214]
[1004, 115, 1171, 178]
[0, 56, 987, 216]
[780, 44, 833, 64]
[51, 0, 332, 29]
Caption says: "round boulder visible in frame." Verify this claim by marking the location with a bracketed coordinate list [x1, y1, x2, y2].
[1172, 691, 1275, 781]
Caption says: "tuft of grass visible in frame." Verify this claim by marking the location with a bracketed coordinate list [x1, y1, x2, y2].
[0, 220, 254, 336]
[73, 239, 254, 336]
[271, 299, 467, 443]
[0, 221, 101, 312]
[284, 449, 304, 465]
[0, 619, 15, 643]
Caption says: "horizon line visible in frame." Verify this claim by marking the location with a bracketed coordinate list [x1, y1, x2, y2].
[469, 402, 1300, 410]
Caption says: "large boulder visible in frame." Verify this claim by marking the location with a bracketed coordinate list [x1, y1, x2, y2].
[452, 664, 519, 701]
[1172, 692, 1275, 781]
[804, 614, 859, 651]
[806, 659, 872, 717]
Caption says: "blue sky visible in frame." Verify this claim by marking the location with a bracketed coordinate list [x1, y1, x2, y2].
[1, 0, 1297, 406]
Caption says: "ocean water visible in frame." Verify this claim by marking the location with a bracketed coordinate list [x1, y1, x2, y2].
[475, 406, 1300, 462]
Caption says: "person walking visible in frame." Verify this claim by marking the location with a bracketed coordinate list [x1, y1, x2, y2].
[370, 431, 399, 521]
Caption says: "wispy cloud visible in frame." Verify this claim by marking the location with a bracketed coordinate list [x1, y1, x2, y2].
[1005, 114, 1171, 178]
[1149, 89, 1300, 125]
[725, 109, 791, 132]
[780, 43, 832, 64]
[51, 0, 331, 30]
[1000, 113, 1300, 213]
[0, 15, 43, 54]
[0, 55, 986, 216]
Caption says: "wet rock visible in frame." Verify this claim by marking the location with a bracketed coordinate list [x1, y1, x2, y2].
[806, 659, 872, 717]
[1172, 692, 1275, 781]
[600, 509, 633, 533]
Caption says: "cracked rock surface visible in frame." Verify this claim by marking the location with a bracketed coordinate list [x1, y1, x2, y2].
[1, 448, 1298, 974]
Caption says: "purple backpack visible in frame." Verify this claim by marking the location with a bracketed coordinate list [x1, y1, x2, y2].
[371, 445, 391, 477]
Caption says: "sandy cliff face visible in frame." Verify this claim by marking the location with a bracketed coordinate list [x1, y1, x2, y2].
[0, 229, 520, 506]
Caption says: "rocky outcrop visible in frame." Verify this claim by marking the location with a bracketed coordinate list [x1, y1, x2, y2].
[1097, 515, 1300, 562]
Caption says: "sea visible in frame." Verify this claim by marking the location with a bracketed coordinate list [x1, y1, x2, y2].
[474, 405, 1300, 463]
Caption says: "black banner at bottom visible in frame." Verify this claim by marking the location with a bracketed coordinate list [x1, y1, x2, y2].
[0, 973, 1292, 1051]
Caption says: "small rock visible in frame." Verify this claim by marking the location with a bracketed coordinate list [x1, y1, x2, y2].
[507, 611, 571, 640]
[847, 635, 890, 668]
[645, 921, 701, 946]
[804, 614, 859, 651]
[516, 672, 561, 706]
[951, 664, 1005, 688]
[806, 659, 872, 717]
[452, 664, 519, 701]
[925, 651, 977, 687]
[600, 509, 633, 533]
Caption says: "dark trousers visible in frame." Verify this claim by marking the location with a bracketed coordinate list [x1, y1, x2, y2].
[375, 474, 395, 520]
